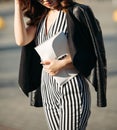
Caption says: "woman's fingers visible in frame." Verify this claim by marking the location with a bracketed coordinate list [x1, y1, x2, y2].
[40, 60, 50, 65]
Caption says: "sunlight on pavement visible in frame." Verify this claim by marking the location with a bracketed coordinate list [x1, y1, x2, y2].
[0, 16, 5, 29]
[113, 10, 117, 22]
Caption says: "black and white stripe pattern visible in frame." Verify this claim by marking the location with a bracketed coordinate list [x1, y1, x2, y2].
[37, 11, 91, 130]
[37, 11, 67, 45]
[41, 73, 91, 130]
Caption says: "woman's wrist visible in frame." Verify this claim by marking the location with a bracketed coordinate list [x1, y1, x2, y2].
[59, 54, 75, 69]
[15, 0, 20, 6]
[15, 0, 23, 10]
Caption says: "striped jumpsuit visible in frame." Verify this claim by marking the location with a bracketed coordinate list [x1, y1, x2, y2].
[36, 10, 91, 130]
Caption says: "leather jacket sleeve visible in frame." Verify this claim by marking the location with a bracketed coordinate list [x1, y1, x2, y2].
[67, 4, 97, 77]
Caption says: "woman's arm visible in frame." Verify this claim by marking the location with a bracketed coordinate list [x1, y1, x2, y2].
[14, 0, 36, 46]
[41, 54, 75, 76]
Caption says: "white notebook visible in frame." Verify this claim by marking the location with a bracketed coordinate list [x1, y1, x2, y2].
[35, 32, 78, 85]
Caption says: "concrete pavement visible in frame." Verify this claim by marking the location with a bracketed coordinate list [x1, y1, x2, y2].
[0, 1, 117, 130]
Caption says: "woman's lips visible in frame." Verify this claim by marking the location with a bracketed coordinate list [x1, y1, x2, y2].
[44, 2, 52, 6]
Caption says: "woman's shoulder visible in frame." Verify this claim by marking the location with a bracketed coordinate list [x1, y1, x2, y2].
[68, 2, 95, 22]
[70, 2, 92, 13]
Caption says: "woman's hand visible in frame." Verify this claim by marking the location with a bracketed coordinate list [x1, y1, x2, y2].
[41, 59, 62, 76]
[41, 54, 75, 76]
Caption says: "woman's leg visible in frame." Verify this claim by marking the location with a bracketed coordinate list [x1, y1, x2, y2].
[41, 71, 60, 130]
[59, 75, 91, 130]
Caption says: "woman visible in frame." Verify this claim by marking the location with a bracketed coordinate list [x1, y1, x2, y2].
[14, 0, 107, 130]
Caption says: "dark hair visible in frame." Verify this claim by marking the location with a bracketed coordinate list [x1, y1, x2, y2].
[22, 0, 74, 26]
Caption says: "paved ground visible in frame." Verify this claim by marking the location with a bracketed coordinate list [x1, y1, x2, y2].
[0, 0, 117, 130]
